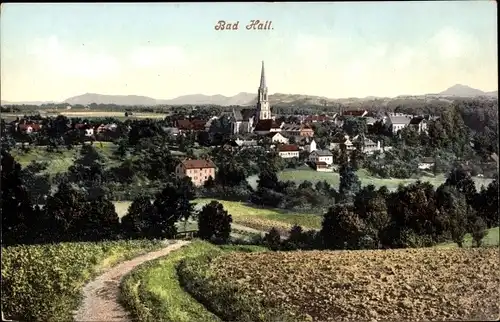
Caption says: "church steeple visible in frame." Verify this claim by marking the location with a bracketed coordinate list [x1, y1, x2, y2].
[255, 61, 271, 122]
[259, 61, 266, 88]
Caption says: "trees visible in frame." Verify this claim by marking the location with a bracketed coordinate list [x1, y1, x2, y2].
[471, 217, 487, 247]
[475, 180, 498, 228]
[197, 201, 233, 244]
[264, 228, 282, 251]
[445, 167, 477, 206]
[121, 196, 155, 239]
[435, 185, 468, 247]
[338, 164, 361, 203]
[42, 182, 87, 242]
[1, 151, 37, 245]
[321, 204, 367, 250]
[78, 196, 120, 241]
[149, 177, 196, 239]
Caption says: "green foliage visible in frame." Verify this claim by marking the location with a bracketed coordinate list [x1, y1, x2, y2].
[471, 217, 488, 247]
[120, 240, 221, 322]
[264, 227, 282, 251]
[1, 239, 163, 322]
[197, 201, 233, 244]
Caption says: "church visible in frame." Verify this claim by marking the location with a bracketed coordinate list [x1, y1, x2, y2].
[230, 61, 280, 134]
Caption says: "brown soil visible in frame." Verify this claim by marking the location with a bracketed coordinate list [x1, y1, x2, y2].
[211, 247, 500, 321]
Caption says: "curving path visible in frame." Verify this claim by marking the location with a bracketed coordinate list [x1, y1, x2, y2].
[73, 240, 191, 322]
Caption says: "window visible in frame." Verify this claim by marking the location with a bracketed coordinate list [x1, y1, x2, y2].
[195, 176, 198, 180]
[205, 176, 207, 179]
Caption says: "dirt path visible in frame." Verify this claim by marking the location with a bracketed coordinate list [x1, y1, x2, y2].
[73, 240, 191, 322]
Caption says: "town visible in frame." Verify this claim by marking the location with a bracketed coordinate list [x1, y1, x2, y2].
[2, 2, 498, 322]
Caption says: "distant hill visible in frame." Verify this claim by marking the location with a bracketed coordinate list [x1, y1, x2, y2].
[438, 84, 497, 97]
[158, 92, 256, 106]
[2, 84, 497, 107]
[63, 93, 157, 106]
[1, 100, 56, 105]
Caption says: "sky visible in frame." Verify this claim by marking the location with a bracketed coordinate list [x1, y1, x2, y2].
[1, 2, 498, 102]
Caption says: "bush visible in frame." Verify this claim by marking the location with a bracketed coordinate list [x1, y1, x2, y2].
[197, 201, 233, 244]
[471, 217, 488, 247]
[1, 239, 163, 322]
[264, 227, 282, 251]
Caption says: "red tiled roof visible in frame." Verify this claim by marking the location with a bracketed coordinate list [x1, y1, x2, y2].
[19, 123, 41, 131]
[277, 144, 300, 152]
[254, 119, 281, 131]
[176, 119, 206, 131]
[177, 119, 192, 130]
[180, 159, 216, 169]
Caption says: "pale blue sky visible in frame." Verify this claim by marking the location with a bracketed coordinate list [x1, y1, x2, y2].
[1, 2, 497, 101]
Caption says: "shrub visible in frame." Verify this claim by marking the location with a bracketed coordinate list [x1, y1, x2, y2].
[264, 227, 282, 251]
[1, 239, 163, 322]
[471, 217, 488, 247]
[197, 201, 233, 244]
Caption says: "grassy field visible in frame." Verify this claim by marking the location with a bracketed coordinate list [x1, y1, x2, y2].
[120, 240, 267, 322]
[2, 239, 165, 322]
[179, 246, 499, 322]
[194, 199, 322, 235]
[11, 141, 118, 174]
[276, 168, 494, 191]
[437, 227, 499, 248]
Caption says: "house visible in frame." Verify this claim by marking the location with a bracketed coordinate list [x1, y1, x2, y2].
[418, 157, 435, 170]
[365, 117, 378, 126]
[361, 139, 381, 155]
[299, 125, 314, 137]
[175, 159, 216, 187]
[309, 149, 334, 166]
[281, 123, 314, 137]
[176, 119, 207, 133]
[277, 144, 300, 159]
[306, 139, 317, 153]
[302, 114, 333, 123]
[234, 138, 259, 148]
[266, 132, 289, 144]
[386, 114, 412, 134]
[253, 119, 282, 135]
[162, 126, 180, 136]
[409, 116, 429, 134]
[330, 136, 355, 151]
[96, 123, 117, 133]
[18, 123, 42, 134]
[315, 162, 333, 172]
[343, 110, 368, 118]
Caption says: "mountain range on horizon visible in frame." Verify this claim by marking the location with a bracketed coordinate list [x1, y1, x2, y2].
[1, 84, 497, 107]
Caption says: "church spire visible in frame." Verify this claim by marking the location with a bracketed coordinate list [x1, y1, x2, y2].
[259, 60, 266, 88]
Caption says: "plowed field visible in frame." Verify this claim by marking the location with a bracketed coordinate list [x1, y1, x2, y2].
[209, 247, 499, 321]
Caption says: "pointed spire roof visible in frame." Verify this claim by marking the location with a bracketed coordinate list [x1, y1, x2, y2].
[259, 61, 266, 88]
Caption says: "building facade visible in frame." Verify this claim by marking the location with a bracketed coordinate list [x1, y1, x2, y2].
[175, 159, 216, 187]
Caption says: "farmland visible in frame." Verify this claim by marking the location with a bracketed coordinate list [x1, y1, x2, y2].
[178, 246, 499, 322]
[1, 239, 165, 321]
[2, 111, 168, 121]
[194, 199, 322, 234]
